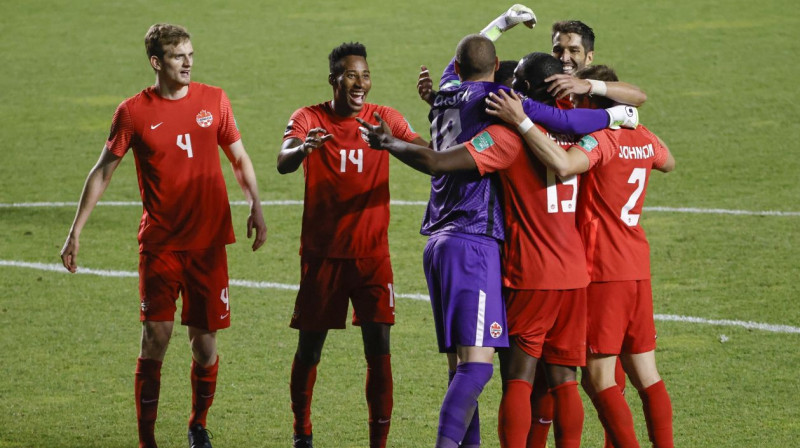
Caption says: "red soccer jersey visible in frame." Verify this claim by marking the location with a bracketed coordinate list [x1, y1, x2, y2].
[465, 124, 590, 290]
[283, 102, 420, 258]
[556, 97, 574, 110]
[573, 124, 670, 281]
[106, 82, 240, 252]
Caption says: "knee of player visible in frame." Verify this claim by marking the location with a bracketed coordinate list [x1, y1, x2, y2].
[546, 364, 578, 386]
[631, 370, 662, 391]
[295, 349, 323, 366]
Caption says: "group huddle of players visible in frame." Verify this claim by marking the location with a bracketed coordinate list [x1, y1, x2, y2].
[61, 4, 675, 448]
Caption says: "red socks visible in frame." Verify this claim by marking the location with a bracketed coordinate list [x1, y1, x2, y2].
[135, 357, 162, 448]
[638, 380, 673, 448]
[291, 355, 393, 447]
[189, 356, 219, 428]
[365, 354, 393, 448]
[290, 358, 318, 437]
[527, 376, 553, 448]
[600, 360, 628, 448]
[551, 381, 584, 448]
[592, 386, 640, 448]
[498, 379, 533, 448]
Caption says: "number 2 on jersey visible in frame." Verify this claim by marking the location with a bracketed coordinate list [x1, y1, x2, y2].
[176, 133, 193, 158]
[621, 168, 646, 226]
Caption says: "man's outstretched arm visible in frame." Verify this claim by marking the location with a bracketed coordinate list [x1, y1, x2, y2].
[357, 114, 477, 176]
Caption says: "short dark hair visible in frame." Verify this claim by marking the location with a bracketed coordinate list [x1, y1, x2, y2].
[551, 20, 595, 52]
[329, 42, 367, 76]
[574, 65, 619, 109]
[455, 34, 497, 80]
[495, 60, 518, 88]
[515, 52, 563, 103]
[145, 23, 191, 59]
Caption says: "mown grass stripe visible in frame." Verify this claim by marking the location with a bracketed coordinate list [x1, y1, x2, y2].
[2, 201, 800, 216]
[3, 259, 797, 334]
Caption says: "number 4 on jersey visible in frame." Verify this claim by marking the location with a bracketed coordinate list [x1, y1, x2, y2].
[177, 133, 193, 158]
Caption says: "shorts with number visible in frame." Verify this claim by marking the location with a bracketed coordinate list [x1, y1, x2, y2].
[424, 232, 508, 353]
[505, 288, 587, 366]
[586, 279, 657, 355]
[290, 256, 395, 331]
[138, 246, 230, 331]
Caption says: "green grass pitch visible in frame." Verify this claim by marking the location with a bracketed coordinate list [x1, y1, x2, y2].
[1, 0, 799, 447]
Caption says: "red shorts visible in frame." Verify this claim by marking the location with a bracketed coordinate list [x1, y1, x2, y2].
[505, 288, 586, 366]
[138, 246, 230, 331]
[290, 256, 395, 331]
[586, 279, 657, 355]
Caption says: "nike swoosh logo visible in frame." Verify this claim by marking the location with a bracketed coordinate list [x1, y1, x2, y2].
[150, 122, 163, 129]
[200, 393, 215, 399]
[538, 418, 553, 425]
[141, 398, 159, 404]
[220, 313, 229, 319]
[377, 418, 391, 424]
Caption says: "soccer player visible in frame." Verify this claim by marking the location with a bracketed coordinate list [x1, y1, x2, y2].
[486, 65, 675, 448]
[59, 23, 267, 448]
[535, 19, 647, 448]
[277, 42, 424, 448]
[547, 20, 647, 108]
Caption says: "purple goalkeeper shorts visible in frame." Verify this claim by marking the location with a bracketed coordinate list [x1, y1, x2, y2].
[423, 231, 509, 353]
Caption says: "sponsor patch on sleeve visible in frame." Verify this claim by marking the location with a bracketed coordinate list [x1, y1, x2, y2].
[578, 135, 598, 152]
[471, 131, 495, 152]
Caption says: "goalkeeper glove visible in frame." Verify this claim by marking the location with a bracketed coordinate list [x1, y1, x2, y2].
[480, 4, 537, 42]
[606, 105, 639, 130]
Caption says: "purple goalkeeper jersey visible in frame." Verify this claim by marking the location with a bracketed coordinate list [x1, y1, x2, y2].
[421, 59, 610, 239]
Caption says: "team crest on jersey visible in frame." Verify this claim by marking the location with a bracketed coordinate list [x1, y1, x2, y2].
[578, 135, 599, 152]
[490, 321, 503, 338]
[471, 131, 494, 152]
[196, 110, 213, 128]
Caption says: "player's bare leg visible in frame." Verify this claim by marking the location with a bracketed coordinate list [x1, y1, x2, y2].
[136, 320, 173, 448]
[544, 364, 583, 448]
[141, 320, 174, 360]
[584, 356, 639, 448]
[291, 330, 328, 448]
[621, 351, 674, 448]
[498, 339, 537, 448]
[361, 322, 392, 448]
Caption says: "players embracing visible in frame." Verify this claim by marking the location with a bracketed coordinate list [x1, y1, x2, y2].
[487, 51, 676, 448]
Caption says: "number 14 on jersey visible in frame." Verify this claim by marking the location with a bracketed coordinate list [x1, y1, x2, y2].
[339, 149, 363, 173]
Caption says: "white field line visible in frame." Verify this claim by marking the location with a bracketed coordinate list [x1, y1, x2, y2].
[2, 201, 800, 216]
[3, 259, 798, 335]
